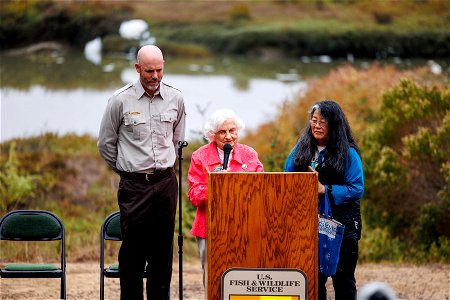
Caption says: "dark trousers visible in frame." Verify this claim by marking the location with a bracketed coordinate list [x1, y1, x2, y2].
[118, 171, 177, 300]
[318, 238, 359, 300]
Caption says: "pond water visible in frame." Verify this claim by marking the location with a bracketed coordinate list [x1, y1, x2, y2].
[1, 74, 304, 142]
[0, 50, 446, 142]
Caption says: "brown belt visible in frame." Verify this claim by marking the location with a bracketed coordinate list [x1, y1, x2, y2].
[119, 168, 173, 182]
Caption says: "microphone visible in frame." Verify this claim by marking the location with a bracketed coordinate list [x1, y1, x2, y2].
[223, 144, 232, 170]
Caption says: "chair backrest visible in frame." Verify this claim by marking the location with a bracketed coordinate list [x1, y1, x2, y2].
[102, 211, 121, 241]
[0, 210, 66, 299]
[100, 211, 121, 299]
[0, 210, 64, 241]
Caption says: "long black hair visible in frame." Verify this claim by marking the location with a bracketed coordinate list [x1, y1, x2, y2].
[294, 100, 360, 176]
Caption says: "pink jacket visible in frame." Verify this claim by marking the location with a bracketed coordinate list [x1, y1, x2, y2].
[188, 142, 264, 238]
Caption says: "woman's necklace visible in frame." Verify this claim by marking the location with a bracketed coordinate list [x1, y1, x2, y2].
[311, 146, 326, 170]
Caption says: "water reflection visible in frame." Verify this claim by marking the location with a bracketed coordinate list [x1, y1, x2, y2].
[1, 74, 305, 142]
[1, 50, 447, 143]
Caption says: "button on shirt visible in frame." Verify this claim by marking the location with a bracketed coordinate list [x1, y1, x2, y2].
[98, 80, 186, 173]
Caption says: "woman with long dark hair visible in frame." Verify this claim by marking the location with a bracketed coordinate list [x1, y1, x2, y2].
[285, 100, 364, 300]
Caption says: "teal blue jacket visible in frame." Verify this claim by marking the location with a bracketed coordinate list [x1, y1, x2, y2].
[284, 146, 364, 239]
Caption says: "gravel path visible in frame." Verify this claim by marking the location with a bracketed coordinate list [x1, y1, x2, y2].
[0, 260, 448, 299]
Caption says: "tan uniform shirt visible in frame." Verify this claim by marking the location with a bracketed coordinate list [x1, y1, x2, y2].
[98, 80, 186, 173]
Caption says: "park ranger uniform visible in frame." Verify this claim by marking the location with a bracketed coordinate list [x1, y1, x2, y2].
[98, 79, 186, 299]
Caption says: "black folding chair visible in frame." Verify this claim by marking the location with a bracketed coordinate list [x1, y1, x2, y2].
[0, 210, 66, 299]
[100, 211, 171, 299]
[100, 211, 121, 299]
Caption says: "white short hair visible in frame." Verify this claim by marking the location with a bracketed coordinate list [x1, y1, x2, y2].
[203, 109, 245, 142]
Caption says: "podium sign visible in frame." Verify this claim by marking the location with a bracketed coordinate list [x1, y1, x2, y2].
[222, 268, 307, 300]
[207, 172, 318, 300]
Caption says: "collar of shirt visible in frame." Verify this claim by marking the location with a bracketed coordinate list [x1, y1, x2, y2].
[205, 142, 245, 167]
[314, 145, 326, 161]
[217, 146, 233, 166]
[135, 80, 167, 100]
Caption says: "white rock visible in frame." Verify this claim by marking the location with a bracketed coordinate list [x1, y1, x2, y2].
[84, 37, 102, 65]
[119, 19, 148, 40]
[428, 60, 442, 75]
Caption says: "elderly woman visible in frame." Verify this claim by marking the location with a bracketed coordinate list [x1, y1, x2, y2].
[188, 108, 264, 283]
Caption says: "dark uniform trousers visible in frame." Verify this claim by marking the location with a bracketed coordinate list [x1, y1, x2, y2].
[318, 237, 359, 300]
[117, 169, 177, 300]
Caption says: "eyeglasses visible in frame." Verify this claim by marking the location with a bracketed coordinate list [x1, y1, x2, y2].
[310, 118, 327, 128]
[215, 128, 237, 137]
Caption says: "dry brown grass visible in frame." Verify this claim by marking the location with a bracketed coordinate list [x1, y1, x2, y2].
[108, 0, 449, 27]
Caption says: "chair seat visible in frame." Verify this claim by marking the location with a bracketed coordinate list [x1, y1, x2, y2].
[107, 263, 119, 271]
[1, 264, 63, 278]
[103, 263, 150, 278]
[104, 264, 120, 278]
[4, 263, 58, 271]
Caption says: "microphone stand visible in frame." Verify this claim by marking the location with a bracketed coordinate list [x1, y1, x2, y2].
[177, 140, 188, 300]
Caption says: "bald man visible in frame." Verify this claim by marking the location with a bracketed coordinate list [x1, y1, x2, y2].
[98, 45, 186, 300]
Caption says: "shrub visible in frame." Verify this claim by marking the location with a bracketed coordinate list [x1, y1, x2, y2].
[413, 164, 450, 250]
[229, 3, 251, 22]
[0, 0, 131, 49]
[372, 11, 393, 25]
[362, 80, 450, 250]
[428, 237, 450, 263]
[359, 227, 403, 263]
[101, 34, 140, 54]
[0, 142, 39, 213]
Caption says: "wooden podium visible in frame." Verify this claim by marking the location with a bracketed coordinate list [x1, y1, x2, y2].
[207, 172, 318, 300]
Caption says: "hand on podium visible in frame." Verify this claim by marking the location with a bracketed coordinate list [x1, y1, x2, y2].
[308, 165, 326, 195]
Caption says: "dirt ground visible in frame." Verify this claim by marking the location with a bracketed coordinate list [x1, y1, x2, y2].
[0, 259, 448, 299]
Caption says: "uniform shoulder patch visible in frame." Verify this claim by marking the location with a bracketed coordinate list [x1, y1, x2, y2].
[113, 82, 133, 96]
